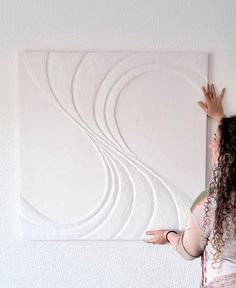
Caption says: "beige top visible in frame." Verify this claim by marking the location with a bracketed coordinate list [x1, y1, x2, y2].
[174, 189, 236, 287]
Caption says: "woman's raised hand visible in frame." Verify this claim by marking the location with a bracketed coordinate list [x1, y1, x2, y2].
[198, 83, 226, 123]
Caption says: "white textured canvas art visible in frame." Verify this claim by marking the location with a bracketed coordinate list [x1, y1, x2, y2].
[18, 51, 208, 240]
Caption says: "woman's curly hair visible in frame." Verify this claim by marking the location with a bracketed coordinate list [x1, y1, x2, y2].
[203, 116, 236, 269]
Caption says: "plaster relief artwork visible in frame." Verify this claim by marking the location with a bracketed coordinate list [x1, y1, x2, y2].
[18, 51, 208, 240]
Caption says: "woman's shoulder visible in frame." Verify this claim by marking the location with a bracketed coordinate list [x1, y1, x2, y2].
[190, 187, 210, 213]
[190, 188, 213, 234]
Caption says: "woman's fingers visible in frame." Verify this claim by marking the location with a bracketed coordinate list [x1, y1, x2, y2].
[210, 84, 213, 98]
[208, 84, 215, 99]
[207, 83, 210, 95]
[201, 86, 207, 96]
[202, 83, 224, 100]
[144, 231, 158, 244]
[146, 230, 158, 235]
[202, 86, 211, 101]
[144, 229, 169, 245]
[197, 101, 208, 113]
[218, 87, 225, 100]
[143, 237, 157, 243]
[211, 84, 216, 98]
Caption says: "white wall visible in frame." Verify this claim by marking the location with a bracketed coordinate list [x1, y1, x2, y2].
[1, 1, 236, 287]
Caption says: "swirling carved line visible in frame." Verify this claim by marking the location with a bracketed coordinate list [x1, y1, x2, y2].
[20, 52, 116, 228]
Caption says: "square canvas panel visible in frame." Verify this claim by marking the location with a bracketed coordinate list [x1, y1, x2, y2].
[18, 51, 207, 240]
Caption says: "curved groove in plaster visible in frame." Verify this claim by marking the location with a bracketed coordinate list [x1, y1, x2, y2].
[20, 143, 114, 227]
[104, 63, 205, 153]
[79, 148, 135, 238]
[64, 52, 157, 233]
[20, 146, 118, 230]
[92, 53, 133, 149]
[65, 53, 158, 234]
[20, 52, 117, 227]
[45, 53, 121, 228]
[68, 57, 156, 236]
[93, 54, 206, 153]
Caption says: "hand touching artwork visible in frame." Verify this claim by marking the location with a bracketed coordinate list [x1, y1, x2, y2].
[198, 83, 226, 123]
[143, 229, 170, 245]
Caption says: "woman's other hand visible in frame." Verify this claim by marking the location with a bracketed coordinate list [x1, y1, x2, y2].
[198, 83, 226, 123]
[143, 229, 169, 245]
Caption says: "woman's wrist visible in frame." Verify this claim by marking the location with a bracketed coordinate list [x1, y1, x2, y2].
[214, 113, 226, 123]
[165, 230, 178, 242]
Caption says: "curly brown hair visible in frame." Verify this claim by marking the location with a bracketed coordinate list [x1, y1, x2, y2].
[203, 116, 236, 269]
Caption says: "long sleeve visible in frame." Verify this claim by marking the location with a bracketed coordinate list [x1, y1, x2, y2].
[175, 212, 207, 260]
[174, 189, 211, 261]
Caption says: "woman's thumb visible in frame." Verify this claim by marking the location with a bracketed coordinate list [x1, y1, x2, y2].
[197, 101, 207, 112]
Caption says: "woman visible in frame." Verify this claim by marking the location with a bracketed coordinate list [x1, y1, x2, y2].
[144, 84, 236, 287]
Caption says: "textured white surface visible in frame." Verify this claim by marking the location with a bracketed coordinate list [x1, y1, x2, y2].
[19, 51, 207, 240]
[1, 0, 236, 287]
